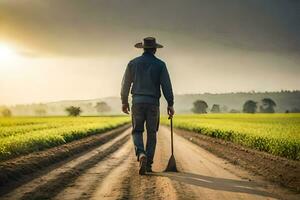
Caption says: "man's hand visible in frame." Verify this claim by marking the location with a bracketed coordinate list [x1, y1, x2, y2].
[167, 106, 175, 118]
[122, 104, 130, 114]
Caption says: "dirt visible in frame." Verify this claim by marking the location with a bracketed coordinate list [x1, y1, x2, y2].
[174, 128, 300, 192]
[0, 124, 130, 192]
[0, 125, 299, 200]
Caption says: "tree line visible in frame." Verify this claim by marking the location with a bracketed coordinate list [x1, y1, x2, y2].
[1, 97, 299, 117]
[0, 101, 111, 117]
[191, 98, 292, 114]
[64, 101, 111, 117]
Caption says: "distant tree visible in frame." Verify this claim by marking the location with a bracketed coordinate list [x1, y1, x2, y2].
[259, 98, 276, 113]
[285, 110, 290, 113]
[35, 108, 47, 116]
[211, 104, 220, 113]
[1, 108, 12, 117]
[243, 100, 257, 113]
[291, 108, 300, 113]
[81, 103, 94, 114]
[65, 106, 82, 117]
[229, 109, 240, 113]
[192, 100, 208, 114]
[95, 101, 111, 114]
[221, 105, 228, 113]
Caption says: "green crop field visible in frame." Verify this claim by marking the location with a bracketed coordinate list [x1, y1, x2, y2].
[0, 116, 130, 161]
[161, 114, 300, 160]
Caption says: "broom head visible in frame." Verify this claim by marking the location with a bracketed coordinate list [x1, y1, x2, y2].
[165, 154, 178, 172]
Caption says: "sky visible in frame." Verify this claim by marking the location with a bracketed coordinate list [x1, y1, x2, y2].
[0, 0, 300, 105]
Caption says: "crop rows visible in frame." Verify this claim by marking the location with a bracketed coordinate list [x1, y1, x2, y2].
[162, 114, 300, 160]
[0, 116, 130, 161]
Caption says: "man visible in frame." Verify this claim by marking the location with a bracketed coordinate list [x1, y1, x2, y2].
[121, 37, 174, 175]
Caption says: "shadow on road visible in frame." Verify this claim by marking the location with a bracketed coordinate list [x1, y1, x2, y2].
[150, 172, 280, 199]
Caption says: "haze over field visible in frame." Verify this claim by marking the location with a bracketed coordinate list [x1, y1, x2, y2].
[0, 0, 300, 105]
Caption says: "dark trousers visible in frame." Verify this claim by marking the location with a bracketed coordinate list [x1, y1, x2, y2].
[131, 103, 160, 168]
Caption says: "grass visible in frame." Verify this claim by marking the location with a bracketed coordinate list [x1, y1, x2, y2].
[0, 116, 130, 161]
[161, 114, 300, 160]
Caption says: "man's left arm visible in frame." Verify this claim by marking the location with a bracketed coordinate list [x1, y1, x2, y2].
[160, 63, 175, 117]
[121, 62, 132, 114]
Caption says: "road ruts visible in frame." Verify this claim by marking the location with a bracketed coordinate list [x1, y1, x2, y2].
[1, 126, 299, 200]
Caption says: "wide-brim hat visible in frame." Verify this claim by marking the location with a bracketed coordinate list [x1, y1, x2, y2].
[134, 37, 163, 48]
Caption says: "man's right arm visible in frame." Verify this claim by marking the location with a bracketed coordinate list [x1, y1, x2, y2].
[121, 62, 132, 114]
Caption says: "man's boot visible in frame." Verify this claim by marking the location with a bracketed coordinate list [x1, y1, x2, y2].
[139, 153, 147, 175]
[146, 166, 153, 173]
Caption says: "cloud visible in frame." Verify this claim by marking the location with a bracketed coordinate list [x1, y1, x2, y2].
[0, 0, 299, 105]
[0, 0, 299, 56]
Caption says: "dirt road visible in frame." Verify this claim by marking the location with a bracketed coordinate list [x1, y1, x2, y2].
[1, 126, 299, 200]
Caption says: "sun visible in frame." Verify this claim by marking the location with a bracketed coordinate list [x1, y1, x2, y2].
[0, 43, 18, 60]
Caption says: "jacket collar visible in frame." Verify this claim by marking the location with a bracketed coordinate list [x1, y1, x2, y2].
[142, 52, 155, 57]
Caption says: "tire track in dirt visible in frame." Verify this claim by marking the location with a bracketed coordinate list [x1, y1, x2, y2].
[1, 125, 299, 200]
[1, 129, 131, 200]
[121, 153, 177, 200]
[0, 124, 130, 192]
[112, 128, 198, 200]
[174, 127, 300, 192]
[149, 131, 196, 200]
[156, 126, 300, 200]
[87, 131, 178, 200]
[89, 145, 134, 200]
[54, 140, 133, 200]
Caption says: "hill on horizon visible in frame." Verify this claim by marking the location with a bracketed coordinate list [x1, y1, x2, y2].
[3, 91, 300, 116]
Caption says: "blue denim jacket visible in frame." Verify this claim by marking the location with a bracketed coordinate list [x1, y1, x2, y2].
[121, 52, 174, 106]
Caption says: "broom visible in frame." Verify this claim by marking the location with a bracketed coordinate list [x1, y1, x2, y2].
[165, 116, 178, 172]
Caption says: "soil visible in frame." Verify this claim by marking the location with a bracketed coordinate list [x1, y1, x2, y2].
[0, 125, 299, 200]
[174, 128, 300, 193]
[0, 124, 130, 192]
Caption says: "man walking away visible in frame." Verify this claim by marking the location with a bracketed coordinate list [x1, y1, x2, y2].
[121, 37, 175, 175]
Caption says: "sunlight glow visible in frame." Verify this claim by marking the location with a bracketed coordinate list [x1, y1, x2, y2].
[0, 43, 18, 60]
